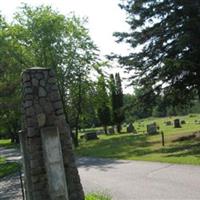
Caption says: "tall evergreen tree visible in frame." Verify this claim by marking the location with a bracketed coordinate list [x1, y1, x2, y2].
[109, 74, 116, 123]
[114, 0, 200, 103]
[110, 73, 124, 132]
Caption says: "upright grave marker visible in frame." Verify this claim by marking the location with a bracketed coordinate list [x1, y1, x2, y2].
[147, 123, 158, 135]
[20, 68, 84, 200]
[174, 119, 181, 128]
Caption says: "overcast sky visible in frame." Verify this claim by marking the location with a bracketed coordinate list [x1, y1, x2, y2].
[0, 0, 133, 93]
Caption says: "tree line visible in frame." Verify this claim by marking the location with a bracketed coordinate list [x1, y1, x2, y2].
[0, 4, 124, 146]
[124, 87, 200, 122]
[1, 0, 200, 146]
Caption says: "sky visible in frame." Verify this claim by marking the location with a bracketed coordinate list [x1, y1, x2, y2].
[0, 0, 133, 93]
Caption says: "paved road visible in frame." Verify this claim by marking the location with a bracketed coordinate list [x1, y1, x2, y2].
[1, 147, 200, 200]
[0, 147, 22, 200]
[77, 157, 200, 200]
[0, 147, 21, 162]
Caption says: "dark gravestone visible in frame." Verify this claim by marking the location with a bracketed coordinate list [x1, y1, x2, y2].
[96, 129, 104, 135]
[174, 119, 181, 128]
[127, 123, 136, 133]
[181, 120, 186, 124]
[84, 132, 98, 141]
[108, 127, 115, 135]
[147, 123, 158, 135]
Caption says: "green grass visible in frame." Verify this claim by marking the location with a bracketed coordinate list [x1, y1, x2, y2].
[86, 192, 111, 200]
[76, 114, 200, 165]
[0, 139, 20, 177]
[0, 139, 19, 149]
[0, 156, 20, 178]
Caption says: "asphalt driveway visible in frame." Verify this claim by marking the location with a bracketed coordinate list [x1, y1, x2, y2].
[1, 146, 200, 200]
[77, 157, 200, 200]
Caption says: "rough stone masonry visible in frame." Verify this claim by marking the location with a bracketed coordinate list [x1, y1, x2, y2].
[20, 67, 84, 200]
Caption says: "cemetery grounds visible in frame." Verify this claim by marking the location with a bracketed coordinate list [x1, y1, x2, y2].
[1, 114, 200, 200]
[76, 114, 200, 165]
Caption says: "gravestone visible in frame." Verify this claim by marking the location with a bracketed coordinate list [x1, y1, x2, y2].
[174, 119, 181, 128]
[84, 132, 99, 141]
[147, 123, 158, 135]
[96, 129, 104, 135]
[20, 68, 84, 200]
[108, 127, 115, 134]
[127, 123, 136, 133]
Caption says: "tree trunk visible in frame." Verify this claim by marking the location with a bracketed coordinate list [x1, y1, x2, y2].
[10, 132, 15, 143]
[15, 133, 19, 144]
[117, 124, 121, 133]
[9, 126, 15, 143]
[72, 112, 80, 148]
[10, 131, 19, 144]
[104, 125, 108, 135]
[74, 127, 79, 147]
[72, 72, 82, 148]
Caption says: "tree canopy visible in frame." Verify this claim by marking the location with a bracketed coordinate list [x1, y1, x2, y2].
[114, 0, 200, 104]
[0, 4, 100, 144]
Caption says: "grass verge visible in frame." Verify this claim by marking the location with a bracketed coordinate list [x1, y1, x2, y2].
[0, 156, 20, 178]
[0, 139, 19, 149]
[86, 192, 111, 200]
[76, 114, 200, 165]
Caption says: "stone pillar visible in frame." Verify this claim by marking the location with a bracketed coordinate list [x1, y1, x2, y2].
[21, 67, 84, 200]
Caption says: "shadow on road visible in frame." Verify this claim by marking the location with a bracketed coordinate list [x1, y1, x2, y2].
[77, 157, 128, 171]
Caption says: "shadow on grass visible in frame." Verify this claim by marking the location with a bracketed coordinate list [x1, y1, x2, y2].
[76, 134, 153, 170]
[76, 133, 200, 163]
[77, 134, 156, 159]
[160, 141, 200, 158]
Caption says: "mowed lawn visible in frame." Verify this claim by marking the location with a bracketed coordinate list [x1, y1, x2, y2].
[76, 114, 200, 165]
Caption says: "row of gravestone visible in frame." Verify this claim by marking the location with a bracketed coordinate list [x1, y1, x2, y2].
[164, 119, 186, 128]
[147, 119, 187, 135]
[80, 124, 137, 141]
[81, 118, 188, 141]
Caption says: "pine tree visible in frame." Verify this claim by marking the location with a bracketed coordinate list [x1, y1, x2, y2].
[114, 0, 200, 103]
[109, 74, 116, 124]
[110, 73, 124, 133]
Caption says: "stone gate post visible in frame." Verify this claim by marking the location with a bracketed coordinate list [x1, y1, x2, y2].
[20, 67, 84, 200]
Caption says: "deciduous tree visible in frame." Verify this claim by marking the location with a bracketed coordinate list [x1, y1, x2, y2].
[97, 75, 111, 134]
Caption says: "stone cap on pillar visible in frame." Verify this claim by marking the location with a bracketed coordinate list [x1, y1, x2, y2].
[21, 67, 56, 79]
